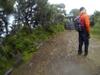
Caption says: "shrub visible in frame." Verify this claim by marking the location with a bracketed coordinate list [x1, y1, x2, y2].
[0, 24, 65, 75]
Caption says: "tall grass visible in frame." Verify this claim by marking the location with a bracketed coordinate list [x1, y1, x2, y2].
[91, 22, 100, 38]
[0, 24, 65, 75]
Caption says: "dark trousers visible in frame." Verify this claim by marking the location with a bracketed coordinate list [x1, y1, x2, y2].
[78, 30, 89, 54]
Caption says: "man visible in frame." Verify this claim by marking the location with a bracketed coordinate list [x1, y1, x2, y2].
[78, 7, 90, 56]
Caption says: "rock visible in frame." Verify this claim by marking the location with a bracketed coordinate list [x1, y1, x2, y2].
[5, 68, 13, 75]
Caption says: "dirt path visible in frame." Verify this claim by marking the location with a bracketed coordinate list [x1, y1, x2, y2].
[11, 30, 100, 75]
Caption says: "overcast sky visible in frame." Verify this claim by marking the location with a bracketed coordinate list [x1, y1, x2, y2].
[48, 0, 100, 15]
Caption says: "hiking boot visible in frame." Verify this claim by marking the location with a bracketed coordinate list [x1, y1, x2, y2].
[78, 50, 82, 55]
[84, 50, 88, 56]
[84, 52, 88, 56]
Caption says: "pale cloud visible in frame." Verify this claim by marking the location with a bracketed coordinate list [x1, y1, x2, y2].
[48, 0, 100, 15]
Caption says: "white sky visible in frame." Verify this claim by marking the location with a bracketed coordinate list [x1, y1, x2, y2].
[48, 0, 100, 15]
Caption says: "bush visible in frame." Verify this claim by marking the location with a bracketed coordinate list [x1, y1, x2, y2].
[0, 24, 65, 75]
[47, 24, 65, 34]
[91, 22, 100, 38]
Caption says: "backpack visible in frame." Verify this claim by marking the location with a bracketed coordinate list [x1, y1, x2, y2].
[74, 16, 84, 31]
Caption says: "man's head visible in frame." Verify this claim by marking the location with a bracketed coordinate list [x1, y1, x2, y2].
[80, 7, 86, 14]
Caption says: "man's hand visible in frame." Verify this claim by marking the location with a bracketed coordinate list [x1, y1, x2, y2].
[87, 33, 90, 39]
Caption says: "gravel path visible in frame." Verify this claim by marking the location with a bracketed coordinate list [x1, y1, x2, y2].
[11, 30, 100, 75]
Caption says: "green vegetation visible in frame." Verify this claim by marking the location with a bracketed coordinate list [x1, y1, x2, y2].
[0, 0, 66, 74]
[91, 11, 100, 38]
[91, 23, 100, 38]
[0, 24, 65, 75]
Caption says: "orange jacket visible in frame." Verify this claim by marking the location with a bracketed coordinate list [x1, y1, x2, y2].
[80, 13, 90, 33]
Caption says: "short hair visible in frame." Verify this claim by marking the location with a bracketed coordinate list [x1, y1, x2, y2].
[80, 7, 85, 12]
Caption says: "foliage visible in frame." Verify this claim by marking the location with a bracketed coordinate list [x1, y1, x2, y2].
[0, 24, 65, 74]
[0, 0, 15, 14]
[91, 11, 100, 38]
[70, 9, 79, 16]
[0, 0, 66, 74]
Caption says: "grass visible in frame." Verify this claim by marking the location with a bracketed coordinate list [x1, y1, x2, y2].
[0, 24, 65, 75]
[22, 24, 65, 62]
[91, 22, 100, 38]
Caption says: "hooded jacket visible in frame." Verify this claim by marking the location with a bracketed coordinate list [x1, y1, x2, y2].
[80, 13, 90, 33]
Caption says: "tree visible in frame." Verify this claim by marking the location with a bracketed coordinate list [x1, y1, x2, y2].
[70, 9, 79, 16]
[0, 10, 9, 37]
[13, 0, 66, 32]
[12, 0, 37, 33]
[0, 0, 15, 14]
[94, 11, 100, 22]
[34, 3, 66, 27]
[0, 0, 16, 37]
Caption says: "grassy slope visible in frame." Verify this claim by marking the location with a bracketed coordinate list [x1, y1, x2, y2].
[0, 24, 65, 75]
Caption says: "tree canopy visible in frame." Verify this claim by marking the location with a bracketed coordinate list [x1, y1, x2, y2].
[0, 0, 66, 74]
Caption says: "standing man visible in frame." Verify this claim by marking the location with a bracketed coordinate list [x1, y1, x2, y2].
[78, 7, 90, 56]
